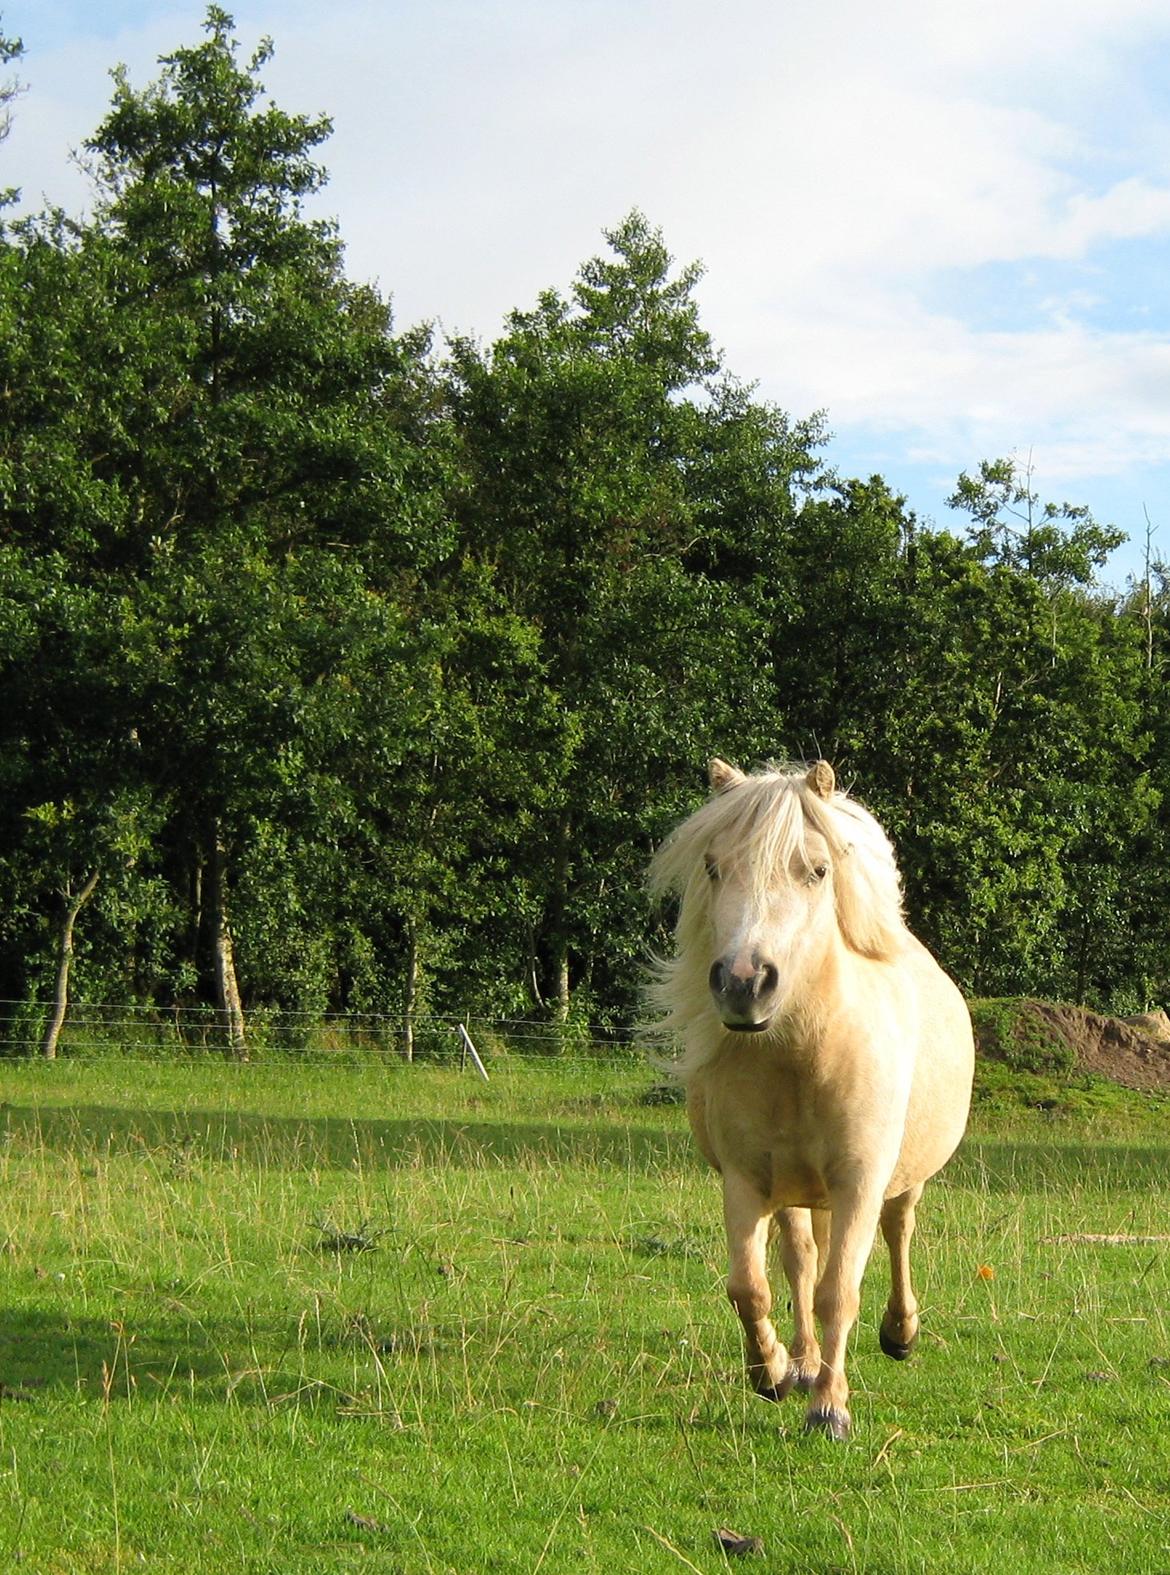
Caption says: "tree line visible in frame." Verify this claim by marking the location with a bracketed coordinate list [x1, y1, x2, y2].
[0, 8, 1166, 1056]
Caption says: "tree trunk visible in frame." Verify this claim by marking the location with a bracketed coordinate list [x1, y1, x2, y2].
[553, 945, 571, 1024]
[525, 923, 546, 1010]
[401, 919, 417, 1063]
[208, 827, 247, 1060]
[1073, 914, 1092, 1008]
[550, 810, 573, 1023]
[40, 869, 99, 1060]
[189, 852, 203, 982]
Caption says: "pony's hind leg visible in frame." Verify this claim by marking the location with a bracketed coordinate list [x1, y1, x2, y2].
[776, 1208, 824, 1391]
[723, 1173, 789, 1400]
[879, 1183, 924, 1360]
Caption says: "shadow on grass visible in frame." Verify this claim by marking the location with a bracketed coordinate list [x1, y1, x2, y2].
[0, 1297, 403, 1411]
[1, 1101, 695, 1172]
[3, 1303, 195, 1388]
[4, 1101, 1170, 1192]
[947, 1136, 1170, 1193]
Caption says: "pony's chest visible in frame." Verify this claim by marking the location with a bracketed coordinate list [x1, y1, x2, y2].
[693, 1056, 880, 1207]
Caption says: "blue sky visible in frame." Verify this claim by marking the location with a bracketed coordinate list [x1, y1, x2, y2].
[7, 0, 1170, 589]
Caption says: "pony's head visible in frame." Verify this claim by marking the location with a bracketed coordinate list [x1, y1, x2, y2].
[649, 760, 906, 1039]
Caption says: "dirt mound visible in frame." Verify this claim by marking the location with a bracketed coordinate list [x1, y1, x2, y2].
[991, 1000, 1170, 1094]
[1123, 1009, 1170, 1047]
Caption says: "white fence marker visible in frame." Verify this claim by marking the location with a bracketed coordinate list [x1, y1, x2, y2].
[457, 1022, 490, 1082]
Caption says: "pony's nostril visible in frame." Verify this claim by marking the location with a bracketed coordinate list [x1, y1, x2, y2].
[710, 959, 776, 1010]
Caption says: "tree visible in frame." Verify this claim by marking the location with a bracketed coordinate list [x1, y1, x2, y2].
[0, 9, 455, 1049]
[840, 526, 1152, 1006]
[0, 220, 184, 1030]
[1, 9, 1163, 1038]
[753, 474, 914, 762]
[0, 17, 23, 202]
[448, 214, 824, 1022]
[948, 454, 1125, 587]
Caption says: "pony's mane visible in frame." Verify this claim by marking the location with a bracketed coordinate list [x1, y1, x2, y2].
[646, 765, 908, 1077]
[649, 764, 907, 1026]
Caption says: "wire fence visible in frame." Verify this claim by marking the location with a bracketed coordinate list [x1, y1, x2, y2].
[0, 999, 653, 1066]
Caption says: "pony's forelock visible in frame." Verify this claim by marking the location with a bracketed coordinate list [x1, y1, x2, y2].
[649, 764, 906, 995]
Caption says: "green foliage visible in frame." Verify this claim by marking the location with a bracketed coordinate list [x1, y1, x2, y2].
[0, 6, 1165, 1038]
[970, 997, 1077, 1076]
[949, 454, 1126, 587]
[446, 212, 824, 1019]
[0, 17, 22, 202]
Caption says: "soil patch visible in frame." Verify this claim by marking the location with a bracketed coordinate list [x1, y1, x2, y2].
[976, 999, 1170, 1094]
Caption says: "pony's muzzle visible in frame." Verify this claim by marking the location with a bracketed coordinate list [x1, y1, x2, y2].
[709, 955, 779, 1031]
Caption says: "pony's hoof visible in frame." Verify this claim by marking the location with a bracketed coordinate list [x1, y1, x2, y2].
[804, 1407, 851, 1441]
[753, 1371, 794, 1403]
[879, 1325, 919, 1362]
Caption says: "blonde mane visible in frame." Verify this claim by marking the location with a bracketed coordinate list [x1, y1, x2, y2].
[648, 764, 907, 1064]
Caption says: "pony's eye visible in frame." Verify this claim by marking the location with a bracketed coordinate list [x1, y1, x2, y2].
[704, 856, 721, 883]
[807, 863, 829, 886]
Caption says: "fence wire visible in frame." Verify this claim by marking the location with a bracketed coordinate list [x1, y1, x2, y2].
[0, 999, 653, 1065]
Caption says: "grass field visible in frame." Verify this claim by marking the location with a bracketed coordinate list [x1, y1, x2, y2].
[1, 1053, 1169, 1573]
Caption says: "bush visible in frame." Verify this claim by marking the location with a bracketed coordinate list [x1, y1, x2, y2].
[970, 997, 1077, 1076]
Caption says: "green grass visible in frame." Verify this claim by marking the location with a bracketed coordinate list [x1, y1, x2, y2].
[1, 1056, 1169, 1572]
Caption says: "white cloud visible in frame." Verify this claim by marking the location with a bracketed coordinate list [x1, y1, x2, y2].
[6, 0, 1170, 561]
[1055, 178, 1170, 255]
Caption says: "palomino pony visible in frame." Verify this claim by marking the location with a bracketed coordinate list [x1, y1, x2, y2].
[650, 759, 973, 1439]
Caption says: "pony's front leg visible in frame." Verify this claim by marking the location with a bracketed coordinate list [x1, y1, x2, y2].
[776, 1208, 825, 1390]
[879, 1183, 924, 1359]
[806, 1191, 885, 1440]
[723, 1172, 789, 1400]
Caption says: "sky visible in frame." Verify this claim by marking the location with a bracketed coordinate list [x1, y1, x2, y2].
[7, 0, 1170, 590]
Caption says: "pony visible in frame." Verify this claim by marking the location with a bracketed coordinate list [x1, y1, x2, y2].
[649, 758, 974, 1439]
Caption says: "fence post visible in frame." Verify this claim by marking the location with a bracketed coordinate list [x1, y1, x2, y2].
[456, 1022, 490, 1082]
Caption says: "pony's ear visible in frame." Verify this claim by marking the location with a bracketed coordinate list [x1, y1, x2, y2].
[708, 758, 744, 794]
[806, 760, 836, 800]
